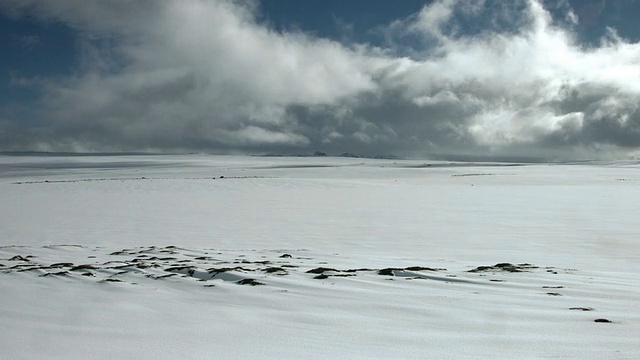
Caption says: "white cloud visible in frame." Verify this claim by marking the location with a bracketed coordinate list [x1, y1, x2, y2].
[219, 126, 310, 146]
[2, 0, 640, 160]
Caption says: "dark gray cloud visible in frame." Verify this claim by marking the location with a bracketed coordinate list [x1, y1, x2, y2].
[2, 0, 640, 160]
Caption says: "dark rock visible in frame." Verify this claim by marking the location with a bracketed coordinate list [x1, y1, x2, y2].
[110, 250, 130, 256]
[468, 266, 494, 273]
[50, 263, 74, 268]
[71, 264, 97, 271]
[468, 263, 538, 273]
[314, 274, 329, 279]
[17, 267, 42, 272]
[9, 264, 34, 270]
[207, 266, 251, 273]
[343, 268, 373, 273]
[405, 266, 437, 272]
[237, 278, 264, 286]
[279, 254, 293, 258]
[263, 267, 287, 274]
[594, 318, 612, 323]
[40, 271, 69, 277]
[569, 307, 594, 311]
[164, 266, 195, 272]
[378, 268, 395, 276]
[8, 255, 30, 262]
[306, 267, 339, 274]
[147, 274, 177, 280]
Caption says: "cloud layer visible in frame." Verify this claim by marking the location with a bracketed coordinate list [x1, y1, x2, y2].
[2, 0, 640, 160]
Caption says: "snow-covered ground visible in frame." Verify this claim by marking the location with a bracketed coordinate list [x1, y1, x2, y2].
[1, 154, 638, 359]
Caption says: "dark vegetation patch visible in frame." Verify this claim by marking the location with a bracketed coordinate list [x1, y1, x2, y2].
[237, 278, 264, 286]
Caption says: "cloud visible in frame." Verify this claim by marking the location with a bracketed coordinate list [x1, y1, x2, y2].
[2, 0, 640, 160]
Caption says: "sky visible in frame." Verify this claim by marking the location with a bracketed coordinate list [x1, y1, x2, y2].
[1, 0, 640, 160]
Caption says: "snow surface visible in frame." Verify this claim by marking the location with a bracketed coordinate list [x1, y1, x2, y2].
[0, 154, 638, 359]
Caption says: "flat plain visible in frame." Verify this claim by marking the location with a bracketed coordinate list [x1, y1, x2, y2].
[1, 154, 638, 359]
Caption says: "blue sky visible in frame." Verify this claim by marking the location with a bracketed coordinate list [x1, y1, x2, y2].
[1, 0, 640, 160]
